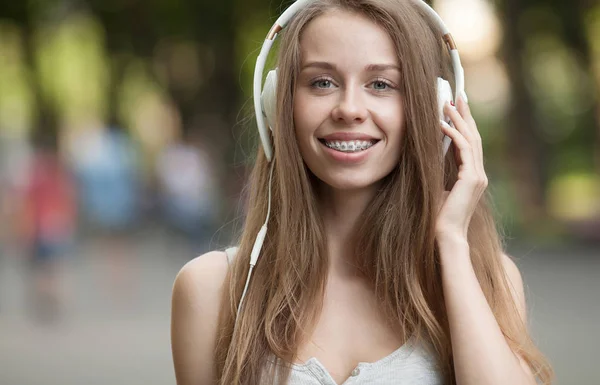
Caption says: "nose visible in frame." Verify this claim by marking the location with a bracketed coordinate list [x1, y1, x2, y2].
[331, 85, 368, 125]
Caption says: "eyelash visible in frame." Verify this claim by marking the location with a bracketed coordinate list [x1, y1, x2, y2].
[310, 77, 336, 89]
[310, 77, 396, 91]
[370, 78, 396, 91]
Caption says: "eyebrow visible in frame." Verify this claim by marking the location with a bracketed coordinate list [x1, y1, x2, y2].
[301, 61, 400, 72]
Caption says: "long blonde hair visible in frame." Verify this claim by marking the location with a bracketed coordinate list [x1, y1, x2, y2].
[215, 1, 553, 384]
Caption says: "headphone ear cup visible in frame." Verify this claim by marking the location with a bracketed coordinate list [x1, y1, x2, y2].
[261, 69, 278, 132]
[436, 77, 453, 121]
[437, 77, 454, 156]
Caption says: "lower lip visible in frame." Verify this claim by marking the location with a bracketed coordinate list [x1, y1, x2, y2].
[319, 141, 379, 164]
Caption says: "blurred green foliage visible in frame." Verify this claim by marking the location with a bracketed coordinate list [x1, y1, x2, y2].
[0, 0, 598, 243]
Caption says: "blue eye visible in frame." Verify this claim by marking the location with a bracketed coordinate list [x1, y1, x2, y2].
[311, 78, 334, 89]
[371, 80, 391, 90]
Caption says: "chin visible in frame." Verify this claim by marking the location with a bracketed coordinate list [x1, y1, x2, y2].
[313, 171, 384, 192]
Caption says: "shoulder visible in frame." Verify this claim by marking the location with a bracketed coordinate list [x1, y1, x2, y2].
[172, 250, 231, 299]
[501, 253, 527, 322]
[170, 250, 231, 385]
[500, 256, 537, 377]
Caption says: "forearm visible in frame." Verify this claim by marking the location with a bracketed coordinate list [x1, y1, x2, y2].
[437, 235, 534, 385]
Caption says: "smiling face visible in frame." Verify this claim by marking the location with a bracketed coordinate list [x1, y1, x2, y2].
[294, 9, 405, 192]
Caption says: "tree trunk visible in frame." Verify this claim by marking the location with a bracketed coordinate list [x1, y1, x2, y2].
[499, 0, 550, 229]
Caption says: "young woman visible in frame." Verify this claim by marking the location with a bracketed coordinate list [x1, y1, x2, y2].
[171, 1, 553, 384]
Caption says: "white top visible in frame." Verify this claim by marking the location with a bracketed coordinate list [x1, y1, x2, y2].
[224, 246, 444, 385]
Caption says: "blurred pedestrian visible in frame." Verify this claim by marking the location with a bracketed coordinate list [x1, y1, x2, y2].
[19, 137, 76, 324]
[72, 126, 140, 308]
[156, 138, 218, 254]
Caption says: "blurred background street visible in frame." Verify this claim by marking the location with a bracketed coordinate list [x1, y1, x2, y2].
[0, 228, 229, 385]
[0, 236, 597, 385]
[0, 0, 599, 384]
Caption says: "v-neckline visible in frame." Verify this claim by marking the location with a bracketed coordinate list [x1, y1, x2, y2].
[290, 335, 416, 384]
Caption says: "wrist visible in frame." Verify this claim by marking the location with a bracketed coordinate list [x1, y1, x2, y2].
[435, 230, 469, 248]
[436, 232, 471, 263]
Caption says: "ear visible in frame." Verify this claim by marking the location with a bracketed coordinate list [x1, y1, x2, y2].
[261, 69, 278, 132]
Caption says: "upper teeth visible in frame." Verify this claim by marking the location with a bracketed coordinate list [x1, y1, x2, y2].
[324, 140, 376, 152]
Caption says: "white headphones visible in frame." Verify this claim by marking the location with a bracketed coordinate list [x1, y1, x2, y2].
[254, 0, 466, 162]
[235, 0, 466, 321]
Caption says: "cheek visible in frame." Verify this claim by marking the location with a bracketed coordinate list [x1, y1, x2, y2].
[293, 91, 328, 136]
[373, 98, 405, 139]
[292, 95, 307, 135]
[293, 96, 312, 155]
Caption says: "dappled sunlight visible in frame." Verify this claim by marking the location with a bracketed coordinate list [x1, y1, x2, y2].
[118, 58, 180, 153]
[524, 33, 596, 141]
[0, 21, 35, 137]
[548, 172, 600, 221]
[34, 13, 109, 130]
[435, 0, 501, 61]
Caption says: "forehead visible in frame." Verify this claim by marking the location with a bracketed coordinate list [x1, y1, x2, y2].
[299, 10, 398, 67]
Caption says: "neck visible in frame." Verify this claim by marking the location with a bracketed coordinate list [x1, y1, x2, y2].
[317, 182, 379, 279]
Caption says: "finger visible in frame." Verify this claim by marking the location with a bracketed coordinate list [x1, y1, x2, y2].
[456, 93, 475, 127]
[444, 102, 473, 143]
[443, 103, 480, 172]
[457, 96, 487, 187]
[455, 96, 483, 155]
[441, 119, 488, 193]
[446, 99, 485, 180]
[440, 120, 476, 170]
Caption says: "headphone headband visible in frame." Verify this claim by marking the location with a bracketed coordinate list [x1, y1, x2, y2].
[253, 0, 465, 162]
[235, 0, 466, 325]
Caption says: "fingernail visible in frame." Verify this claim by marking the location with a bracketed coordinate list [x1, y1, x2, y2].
[460, 90, 469, 104]
[450, 100, 455, 107]
[440, 120, 452, 129]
